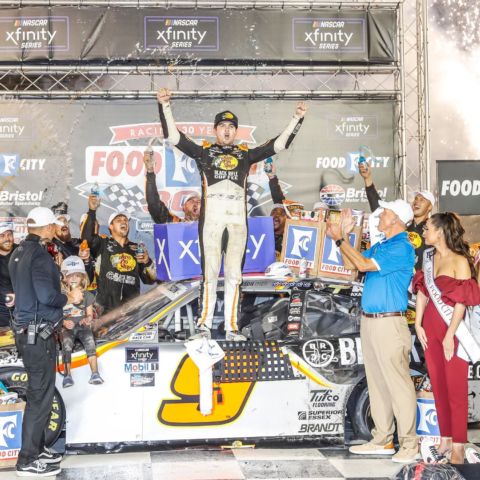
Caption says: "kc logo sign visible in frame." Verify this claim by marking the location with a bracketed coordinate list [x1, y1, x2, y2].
[0, 411, 21, 450]
[285, 225, 318, 264]
[416, 398, 440, 437]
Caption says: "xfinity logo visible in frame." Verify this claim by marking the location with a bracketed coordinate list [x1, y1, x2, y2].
[145, 16, 219, 51]
[0, 17, 69, 51]
[0, 154, 46, 176]
[293, 18, 366, 52]
[328, 115, 378, 139]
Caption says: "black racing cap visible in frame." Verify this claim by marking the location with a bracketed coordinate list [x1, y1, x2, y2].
[214, 111, 238, 129]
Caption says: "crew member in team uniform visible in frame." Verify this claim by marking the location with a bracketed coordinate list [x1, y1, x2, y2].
[359, 161, 434, 270]
[156, 88, 307, 341]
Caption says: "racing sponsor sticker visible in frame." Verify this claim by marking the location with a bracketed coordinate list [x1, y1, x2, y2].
[302, 339, 336, 368]
[128, 330, 157, 342]
[130, 373, 155, 387]
[124, 362, 159, 373]
[125, 347, 159, 363]
[298, 423, 341, 434]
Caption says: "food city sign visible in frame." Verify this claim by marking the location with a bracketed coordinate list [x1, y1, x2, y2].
[437, 160, 480, 215]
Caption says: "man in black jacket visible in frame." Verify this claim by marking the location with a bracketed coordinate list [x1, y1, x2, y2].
[0, 221, 17, 327]
[81, 196, 156, 314]
[9, 207, 83, 477]
[143, 150, 201, 223]
[359, 162, 434, 270]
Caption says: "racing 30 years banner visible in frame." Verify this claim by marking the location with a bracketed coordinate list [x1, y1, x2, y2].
[0, 99, 397, 243]
[0, 6, 396, 63]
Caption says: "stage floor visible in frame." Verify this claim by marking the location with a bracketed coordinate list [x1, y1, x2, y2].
[1, 430, 479, 479]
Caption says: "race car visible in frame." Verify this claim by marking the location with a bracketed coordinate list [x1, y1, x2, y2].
[0, 276, 478, 452]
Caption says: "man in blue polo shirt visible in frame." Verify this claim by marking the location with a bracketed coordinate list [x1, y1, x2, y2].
[326, 199, 417, 464]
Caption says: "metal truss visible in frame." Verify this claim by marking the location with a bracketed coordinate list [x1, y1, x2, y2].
[0, 0, 414, 197]
[400, 0, 430, 197]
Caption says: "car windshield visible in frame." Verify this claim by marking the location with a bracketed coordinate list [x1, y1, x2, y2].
[94, 281, 195, 342]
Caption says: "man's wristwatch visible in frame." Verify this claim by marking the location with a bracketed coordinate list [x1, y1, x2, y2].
[335, 238, 345, 248]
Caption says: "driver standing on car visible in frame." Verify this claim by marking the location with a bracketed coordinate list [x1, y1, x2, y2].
[156, 87, 307, 341]
[9, 207, 83, 477]
[326, 202, 418, 464]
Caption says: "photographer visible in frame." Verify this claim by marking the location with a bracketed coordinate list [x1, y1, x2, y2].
[9, 207, 83, 477]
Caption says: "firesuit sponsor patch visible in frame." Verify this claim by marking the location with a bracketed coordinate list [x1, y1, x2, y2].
[110, 253, 136, 272]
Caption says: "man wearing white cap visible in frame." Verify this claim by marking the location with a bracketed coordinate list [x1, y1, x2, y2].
[9, 207, 83, 476]
[143, 151, 201, 223]
[0, 220, 17, 327]
[326, 200, 418, 464]
[359, 163, 434, 270]
[81, 196, 156, 314]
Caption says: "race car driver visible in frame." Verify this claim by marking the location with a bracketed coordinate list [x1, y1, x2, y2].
[156, 87, 307, 341]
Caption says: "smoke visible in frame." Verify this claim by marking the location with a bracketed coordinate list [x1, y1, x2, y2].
[428, 1, 480, 160]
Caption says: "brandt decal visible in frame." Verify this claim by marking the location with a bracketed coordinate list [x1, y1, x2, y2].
[144, 16, 219, 51]
[292, 18, 366, 52]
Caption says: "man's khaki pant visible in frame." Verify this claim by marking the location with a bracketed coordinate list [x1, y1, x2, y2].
[360, 315, 417, 450]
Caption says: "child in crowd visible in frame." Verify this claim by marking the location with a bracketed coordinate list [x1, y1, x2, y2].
[60, 256, 104, 387]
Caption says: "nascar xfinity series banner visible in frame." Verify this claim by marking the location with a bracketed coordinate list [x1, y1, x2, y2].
[0, 6, 396, 63]
[0, 99, 396, 248]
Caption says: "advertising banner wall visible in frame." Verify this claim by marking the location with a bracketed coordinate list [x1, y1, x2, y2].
[0, 99, 397, 254]
[0, 7, 396, 64]
[437, 160, 480, 215]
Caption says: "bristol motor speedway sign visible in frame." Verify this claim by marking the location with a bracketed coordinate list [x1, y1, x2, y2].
[437, 160, 480, 215]
[154, 217, 275, 281]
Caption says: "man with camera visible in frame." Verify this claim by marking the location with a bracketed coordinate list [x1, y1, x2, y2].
[9, 207, 83, 477]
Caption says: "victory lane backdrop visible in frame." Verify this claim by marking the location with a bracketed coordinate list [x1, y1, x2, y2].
[0, 99, 397, 250]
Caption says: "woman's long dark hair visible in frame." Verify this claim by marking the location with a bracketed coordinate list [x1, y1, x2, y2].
[430, 212, 476, 277]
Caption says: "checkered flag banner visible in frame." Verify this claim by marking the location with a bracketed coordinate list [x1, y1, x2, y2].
[246, 182, 265, 214]
[102, 184, 145, 218]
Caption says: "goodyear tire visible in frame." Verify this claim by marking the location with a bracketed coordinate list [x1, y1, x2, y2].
[0, 367, 66, 446]
[349, 382, 374, 441]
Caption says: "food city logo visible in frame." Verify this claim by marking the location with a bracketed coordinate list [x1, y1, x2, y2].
[0, 154, 46, 176]
[416, 399, 440, 436]
[320, 233, 357, 275]
[0, 17, 69, 51]
[292, 18, 366, 52]
[327, 115, 378, 139]
[441, 179, 480, 198]
[319, 184, 388, 207]
[0, 412, 20, 449]
[0, 117, 32, 141]
[316, 154, 391, 174]
[144, 16, 219, 51]
[283, 226, 318, 269]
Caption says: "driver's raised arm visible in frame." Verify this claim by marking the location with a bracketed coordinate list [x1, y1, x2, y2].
[249, 102, 307, 164]
[157, 88, 203, 161]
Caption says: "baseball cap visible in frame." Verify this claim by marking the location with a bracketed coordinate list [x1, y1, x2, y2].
[214, 111, 238, 129]
[184, 192, 201, 204]
[61, 256, 86, 276]
[379, 199, 414, 226]
[0, 221, 13, 235]
[313, 201, 329, 211]
[270, 203, 285, 213]
[108, 211, 131, 225]
[27, 207, 63, 227]
[414, 190, 435, 206]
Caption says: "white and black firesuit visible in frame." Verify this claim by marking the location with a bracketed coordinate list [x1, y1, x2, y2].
[158, 103, 303, 334]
